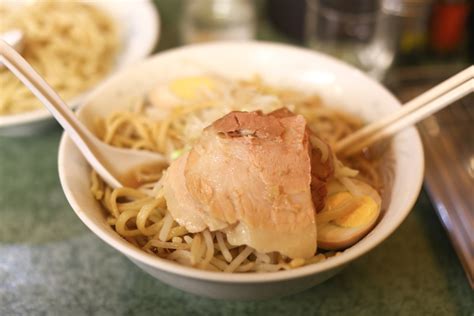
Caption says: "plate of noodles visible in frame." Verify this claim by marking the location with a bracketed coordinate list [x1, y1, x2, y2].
[58, 42, 424, 299]
[0, 0, 159, 136]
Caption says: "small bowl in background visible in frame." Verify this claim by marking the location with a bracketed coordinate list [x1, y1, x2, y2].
[0, 0, 160, 137]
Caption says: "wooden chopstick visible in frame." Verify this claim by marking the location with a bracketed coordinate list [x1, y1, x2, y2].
[339, 79, 474, 157]
[335, 66, 474, 156]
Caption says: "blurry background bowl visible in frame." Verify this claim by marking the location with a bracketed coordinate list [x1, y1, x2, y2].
[58, 42, 424, 300]
[0, 0, 160, 137]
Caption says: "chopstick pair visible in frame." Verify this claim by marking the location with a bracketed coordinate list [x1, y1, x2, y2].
[335, 66, 474, 157]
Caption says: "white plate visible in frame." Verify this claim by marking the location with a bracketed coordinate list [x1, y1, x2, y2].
[58, 42, 425, 300]
[0, 0, 160, 136]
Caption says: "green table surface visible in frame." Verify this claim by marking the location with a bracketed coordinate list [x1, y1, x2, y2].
[1, 1, 473, 315]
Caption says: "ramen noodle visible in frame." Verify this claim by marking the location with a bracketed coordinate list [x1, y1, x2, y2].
[90, 76, 386, 272]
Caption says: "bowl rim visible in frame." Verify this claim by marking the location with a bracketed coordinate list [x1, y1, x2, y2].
[0, 0, 160, 130]
[58, 41, 425, 283]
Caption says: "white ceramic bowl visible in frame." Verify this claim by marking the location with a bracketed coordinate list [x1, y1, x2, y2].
[58, 42, 424, 300]
[0, 0, 159, 136]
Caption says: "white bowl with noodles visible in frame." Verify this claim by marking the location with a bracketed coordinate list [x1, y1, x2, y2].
[0, 0, 159, 137]
[57, 42, 424, 300]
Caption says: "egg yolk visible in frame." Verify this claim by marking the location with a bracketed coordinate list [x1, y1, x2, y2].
[326, 192, 378, 228]
[326, 192, 352, 208]
[170, 76, 215, 100]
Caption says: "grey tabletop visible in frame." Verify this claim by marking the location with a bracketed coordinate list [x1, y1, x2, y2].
[1, 1, 473, 315]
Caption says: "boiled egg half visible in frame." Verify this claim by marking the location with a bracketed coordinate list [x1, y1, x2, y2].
[317, 178, 381, 250]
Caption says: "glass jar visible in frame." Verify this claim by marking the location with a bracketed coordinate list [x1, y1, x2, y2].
[305, 0, 398, 80]
[181, 0, 256, 44]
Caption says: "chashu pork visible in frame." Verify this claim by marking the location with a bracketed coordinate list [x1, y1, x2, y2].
[162, 109, 332, 259]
